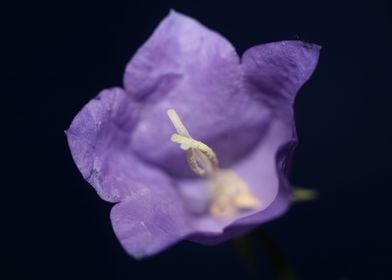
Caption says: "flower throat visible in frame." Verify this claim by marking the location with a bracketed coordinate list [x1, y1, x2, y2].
[167, 109, 260, 218]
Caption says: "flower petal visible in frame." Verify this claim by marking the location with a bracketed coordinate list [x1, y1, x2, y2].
[188, 139, 295, 245]
[241, 40, 320, 106]
[66, 88, 139, 202]
[185, 41, 320, 243]
[110, 177, 190, 259]
[232, 127, 295, 226]
[125, 11, 267, 177]
[181, 118, 294, 242]
[230, 40, 320, 225]
[67, 88, 191, 257]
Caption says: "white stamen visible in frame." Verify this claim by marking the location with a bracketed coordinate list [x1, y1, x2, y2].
[167, 108, 260, 218]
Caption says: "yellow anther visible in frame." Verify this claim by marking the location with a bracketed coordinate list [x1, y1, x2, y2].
[209, 170, 260, 218]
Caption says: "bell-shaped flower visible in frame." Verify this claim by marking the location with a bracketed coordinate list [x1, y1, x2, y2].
[66, 11, 320, 259]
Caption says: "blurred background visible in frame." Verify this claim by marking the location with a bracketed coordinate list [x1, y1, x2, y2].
[6, 0, 391, 279]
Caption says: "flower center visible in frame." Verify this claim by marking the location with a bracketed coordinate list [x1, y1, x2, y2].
[167, 109, 260, 218]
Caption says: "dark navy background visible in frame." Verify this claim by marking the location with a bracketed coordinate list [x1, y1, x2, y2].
[7, 0, 391, 279]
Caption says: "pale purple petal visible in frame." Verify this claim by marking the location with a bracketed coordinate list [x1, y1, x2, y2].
[241, 40, 320, 107]
[177, 117, 293, 239]
[67, 88, 192, 258]
[110, 177, 190, 259]
[66, 88, 140, 202]
[187, 141, 294, 245]
[125, 11, 267, 177]
[231, 40, 320, 226]
[183, 41, 320, 242]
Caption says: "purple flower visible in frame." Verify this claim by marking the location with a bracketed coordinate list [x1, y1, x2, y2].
[66, 10, 320, 259]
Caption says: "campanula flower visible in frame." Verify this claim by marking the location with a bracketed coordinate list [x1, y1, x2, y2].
[66, 10, 320, 259]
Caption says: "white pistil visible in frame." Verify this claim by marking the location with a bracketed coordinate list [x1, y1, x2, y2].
[167, 109, 192, 138]
[167, 109, 260, 218]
